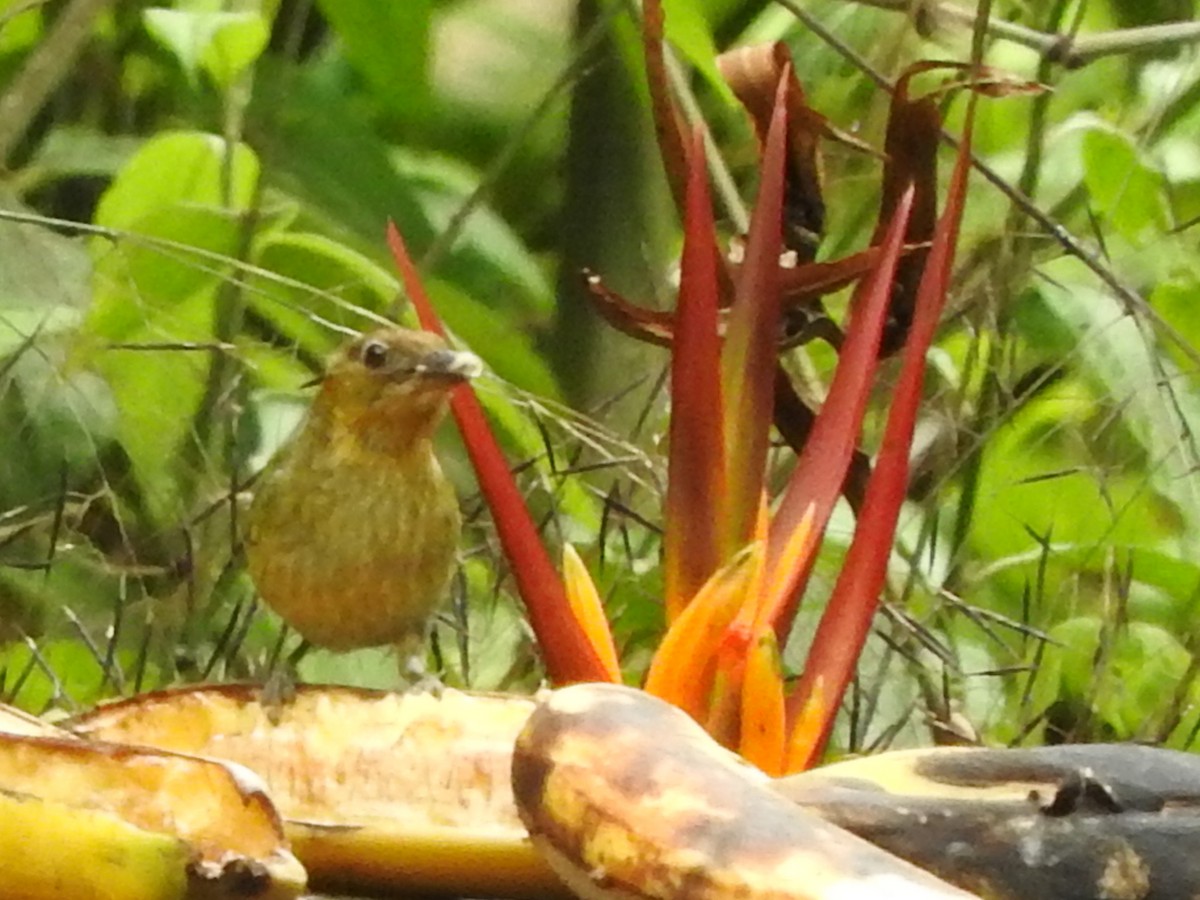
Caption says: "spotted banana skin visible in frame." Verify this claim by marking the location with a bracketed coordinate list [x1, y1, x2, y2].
[512, 683, 975, 900]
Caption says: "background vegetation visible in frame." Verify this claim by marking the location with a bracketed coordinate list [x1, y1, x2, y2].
[3, 0, 1200, 756]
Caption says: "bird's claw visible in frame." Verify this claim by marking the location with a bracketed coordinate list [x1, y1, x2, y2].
[260, 666, 298, 725]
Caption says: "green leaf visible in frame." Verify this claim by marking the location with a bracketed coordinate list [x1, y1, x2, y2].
[0, 349, 116, 509]
[1032, 256, 1200, 532]
[84, 131, 260, 523]
[88, 131, 259, 337]
[1080, 124, 1168, 242]
[0, 204, 92, 354]
[248, 230, 397, 361]
[661, 0, 732, 102]
[93, 131, 259, 229]
[143, 8, 268, 89]
[426, 276, 559, 398]
[313, 0, 432, 121]
[0, 0, 42, 55]
[1046, 616, 1189, 739]
[23, 127, 143, 188]
[392, 149, 553, 317]
[250, 71, 554, 320]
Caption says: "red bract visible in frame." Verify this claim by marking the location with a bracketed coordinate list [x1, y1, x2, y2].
[386, 11, 1030, 771]
[386, 223, 614, 686]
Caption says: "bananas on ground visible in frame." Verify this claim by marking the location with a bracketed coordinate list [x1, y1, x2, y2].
[779, 744, 1200, 899]
[512, 682, 977, 900]
[0, 721, 304, 900]
[72, 683, 568, 899]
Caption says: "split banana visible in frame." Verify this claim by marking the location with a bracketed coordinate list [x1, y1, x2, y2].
[72, 683, 568, 899]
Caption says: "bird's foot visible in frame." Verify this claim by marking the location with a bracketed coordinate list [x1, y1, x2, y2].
[260, 665, 298, 725]
[398, 648, 445, 696]
[408, 673, 447, 697]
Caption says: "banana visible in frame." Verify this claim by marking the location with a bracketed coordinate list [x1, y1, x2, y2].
[72, 683, 569, 899]
[0, 789, 187, 900]
[0, 729, 305, 900]
[777, 744, 1200, 899]
[512, 682, 978, 900]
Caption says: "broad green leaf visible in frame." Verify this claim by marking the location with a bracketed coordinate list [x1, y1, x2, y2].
[313, 0, 432, 121]
[661, 0, 733, 103]
[143, 8, 268, 89]
[0, 207, 92, 353]
[1031, 255, 1200, 534]
[23, 127, 142, 189]
[88, 289, 217, 522]
[0, 636, 162, 712]
[1080, 125, 1168, 242]
[84, 131, 260, 523]
[89, 131, 259, 337]
[0, 0, 41, 54]
[1150, 278, 1200, 372]
[968, 377, 1185, 622]
[392, 149, 553, 317]
[248, 230, 397, 361]
[0, 349, 116, 509]
[1046, 616, 1189, 739]
[425, 276, 559, 398]
[93, 131, 259, 229]
[250, 71, 551, 319]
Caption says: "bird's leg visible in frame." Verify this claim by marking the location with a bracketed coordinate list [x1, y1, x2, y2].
[261, 640, 310, 724]
[397, 631, 444, 695]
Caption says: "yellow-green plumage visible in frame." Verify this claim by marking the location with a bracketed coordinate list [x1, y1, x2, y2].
[245, 327, 480, 655]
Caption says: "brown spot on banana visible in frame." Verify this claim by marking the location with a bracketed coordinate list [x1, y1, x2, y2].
[512, 683, 978, 899]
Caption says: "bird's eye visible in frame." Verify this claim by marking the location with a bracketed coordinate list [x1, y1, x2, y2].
[361, 340, 389, 369]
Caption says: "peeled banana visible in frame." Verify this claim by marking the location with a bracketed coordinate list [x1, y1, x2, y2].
[72, 683, 568, 899]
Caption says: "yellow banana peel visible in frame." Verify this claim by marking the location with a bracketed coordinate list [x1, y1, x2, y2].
[0, 728, 304, 900]
[73, 683, 569, 899]
[0, 789, 187, 900]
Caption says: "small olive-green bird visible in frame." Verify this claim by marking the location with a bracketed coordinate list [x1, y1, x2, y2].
[246, 326, 481, 671]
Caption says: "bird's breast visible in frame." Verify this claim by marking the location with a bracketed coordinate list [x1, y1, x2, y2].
[246, 440, 461, 651]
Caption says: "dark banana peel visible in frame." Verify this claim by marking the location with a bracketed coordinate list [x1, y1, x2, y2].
[513, 682, 976, 899]
[71, 683, 571, 899]
[777, 744, 1200, 899]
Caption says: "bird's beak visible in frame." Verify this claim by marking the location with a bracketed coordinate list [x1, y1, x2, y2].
[412, 348, 483, 383]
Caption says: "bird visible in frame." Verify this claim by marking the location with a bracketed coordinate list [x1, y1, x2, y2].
[245, 325, 482, 680]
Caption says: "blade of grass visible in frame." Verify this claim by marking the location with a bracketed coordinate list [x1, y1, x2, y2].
[386, 221, 614, 685]
[784, 98, 977, 771]
[663, 127, 726, 622]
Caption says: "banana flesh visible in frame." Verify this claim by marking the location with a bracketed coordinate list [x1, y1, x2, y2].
[72, 683, 569, 899]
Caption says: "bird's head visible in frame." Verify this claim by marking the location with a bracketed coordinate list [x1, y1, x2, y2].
[315, 326, 482, 454]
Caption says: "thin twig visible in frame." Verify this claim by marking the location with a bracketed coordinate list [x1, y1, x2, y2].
[0, 0, 117, 164]
[774, 0, 1200, 379]
[838, 0, 1200, 67]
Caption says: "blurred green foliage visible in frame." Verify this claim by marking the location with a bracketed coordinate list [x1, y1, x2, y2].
[3, 0, 1200, 756]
